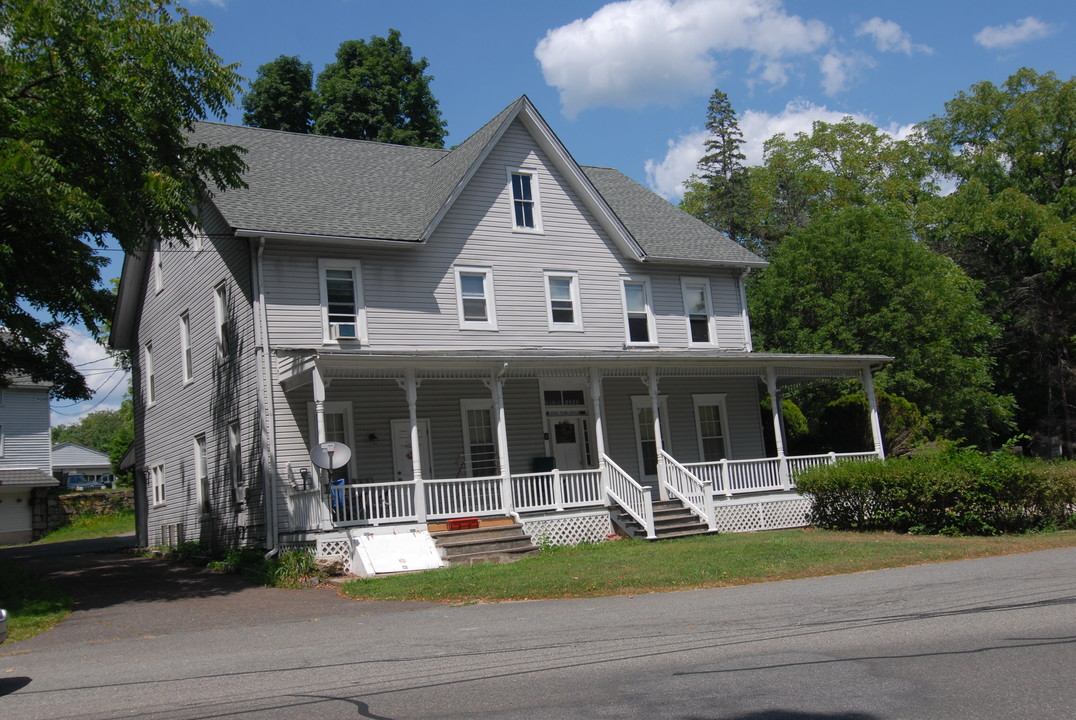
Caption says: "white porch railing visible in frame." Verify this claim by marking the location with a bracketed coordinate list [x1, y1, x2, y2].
[512, 469, 603, 512]
[602, 453, 655, 539]
[659, 450, 716, 531]
[288, 487, 331, 529]
[685, 451, 879, 498]
[285, 452, 879, 532]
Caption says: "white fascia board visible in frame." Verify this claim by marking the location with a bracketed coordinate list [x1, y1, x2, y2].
[109, 250, 148, 351]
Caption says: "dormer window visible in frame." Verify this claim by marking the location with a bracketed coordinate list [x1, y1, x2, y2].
[508, 168, 542, 232]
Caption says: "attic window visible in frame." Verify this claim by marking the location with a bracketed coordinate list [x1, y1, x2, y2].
[508, 168, 542, 232]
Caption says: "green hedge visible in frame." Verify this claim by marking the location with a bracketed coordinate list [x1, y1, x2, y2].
[795, 448, 1076, 535]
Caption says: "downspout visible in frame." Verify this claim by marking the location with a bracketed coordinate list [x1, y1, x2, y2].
[252, 237, 279, 550]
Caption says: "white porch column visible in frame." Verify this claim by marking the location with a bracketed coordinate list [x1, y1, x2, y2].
[490, 367, 513, 514]
[648, 367, 668, 501]
[312, 364, 327, 445]
[589, 369, 606, 468]
[765, 367, 790, 490]
[861, 367, 886, 459]
[403, 368, 427, 523]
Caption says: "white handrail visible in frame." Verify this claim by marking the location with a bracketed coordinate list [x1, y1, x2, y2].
[659, 450, 716, 531]
[602, 453, 655, 539]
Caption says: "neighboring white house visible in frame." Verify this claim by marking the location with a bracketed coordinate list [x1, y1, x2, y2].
[0, 378, 58, 545]
[52, 442, 114, 487]
[109, 96, 889, 555]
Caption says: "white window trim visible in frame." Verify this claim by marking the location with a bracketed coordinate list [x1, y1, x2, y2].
[179, 311, 193, 384]
[213, 283, 228, 362]
[318, 258, 367, 345]
[692, 393, 731, 462]
[620, 275, 657, 347]
[544, 270, 583, 331]
[150, 464, 165, 506]
[153, 240, 163, 294]
[0, 424, 4, 457]
[144, 343, 156, 406]
[629, 395, 670, 479]
[454, 266, 498, 331]
[227, 421, 242, 502]
[460, 398, 497, 477]
[194, 434, 208, 513]
[507, 166, 543, 233]
[681, 277, 717, 347]
[192, 230, 204, 253]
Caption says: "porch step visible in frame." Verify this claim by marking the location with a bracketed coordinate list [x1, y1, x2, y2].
[612, 500, 712, 540]
[430, 523, 540, 567]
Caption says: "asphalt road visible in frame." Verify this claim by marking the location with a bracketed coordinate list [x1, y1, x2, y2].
[2, 539, 1074, 720]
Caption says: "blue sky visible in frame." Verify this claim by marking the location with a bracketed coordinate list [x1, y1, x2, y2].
[53, 0, 1076, 425]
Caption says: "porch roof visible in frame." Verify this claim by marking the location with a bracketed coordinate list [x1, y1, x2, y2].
[276, 348, 891, 390]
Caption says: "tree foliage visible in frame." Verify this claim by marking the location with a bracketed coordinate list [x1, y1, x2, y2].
[920, 68, 1076, 456]
[0, 0, 247, 399]
[241, 55, 315, 133]
[52, 407, 127, 452]
[314, 29, 445, 147]
[681, 89, 755, 250]
[749, 206, 1013, 446]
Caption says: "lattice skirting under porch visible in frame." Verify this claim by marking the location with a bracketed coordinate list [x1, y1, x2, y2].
[314, 532, 355, 575]
[713, 494, 812, 533]
[522, 510, 613, 546]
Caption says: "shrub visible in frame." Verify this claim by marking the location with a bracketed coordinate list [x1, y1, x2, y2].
[796, 446, 1076, 535]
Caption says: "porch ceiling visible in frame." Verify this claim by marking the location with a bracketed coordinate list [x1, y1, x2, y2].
[275, 348, 891, 391]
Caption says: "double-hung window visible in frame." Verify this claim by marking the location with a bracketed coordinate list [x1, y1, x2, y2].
[460, 399, 498, 477]
[150, 464, 165, 506]
[194, 435, 208, 513]
[213, 283, 229, 362]
[693, 394, 730, 461]
[545, 271, 582, 330]
[144, 343, 156, 405]
[508, 168, 542, 232]
[454, 266, 497, 330]
[681, 278, 715, 345]
[180, 311, 193, 383]
[621, 276, 656, 345]
[318, 259, 366, 343]
[153, 240, 163, 293]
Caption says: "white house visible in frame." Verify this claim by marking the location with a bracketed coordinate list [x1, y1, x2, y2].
[52, 442, 114, 487]
[0, 377, 58, 544]
[109, 97, 888, 567]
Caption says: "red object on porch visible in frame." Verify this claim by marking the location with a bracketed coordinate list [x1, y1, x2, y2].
[447, 517, 480, 531]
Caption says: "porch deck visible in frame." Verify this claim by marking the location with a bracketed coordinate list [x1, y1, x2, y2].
[286, 451, 879, 539]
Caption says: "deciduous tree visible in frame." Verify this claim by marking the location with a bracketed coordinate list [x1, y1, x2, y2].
[0, 0, 246, 399]
[241, 55, 315, 133]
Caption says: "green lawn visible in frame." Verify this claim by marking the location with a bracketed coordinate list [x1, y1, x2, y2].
[0, 562, 73, 643]
[340, 528, 1076, 603]
[35, 509, 135, 544]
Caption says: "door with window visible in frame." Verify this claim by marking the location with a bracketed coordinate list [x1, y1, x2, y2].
[391, 419, 433, 482]
[550, 417, 585, 471]
[631, 396, 670, 483]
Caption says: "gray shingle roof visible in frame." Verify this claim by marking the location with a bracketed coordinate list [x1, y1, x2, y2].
[193, 97, 765, 266]
[0, 468, 58, 487]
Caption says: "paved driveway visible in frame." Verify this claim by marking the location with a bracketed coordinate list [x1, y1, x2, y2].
[0, 534, 431, 652]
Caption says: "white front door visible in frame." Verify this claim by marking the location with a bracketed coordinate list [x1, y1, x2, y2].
[391, 419, 433, 482]
[550, 417, 585, 470]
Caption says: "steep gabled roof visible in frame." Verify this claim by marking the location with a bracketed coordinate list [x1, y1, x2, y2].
[190, 96, 762, 267]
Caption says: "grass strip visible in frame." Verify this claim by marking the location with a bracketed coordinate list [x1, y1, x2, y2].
[0, 562, 73, 643]
[340, 528, 1076, 603]
[35, 509, 135, 544]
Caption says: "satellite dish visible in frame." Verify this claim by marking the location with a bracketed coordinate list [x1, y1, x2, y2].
[310, 441, 352, 470]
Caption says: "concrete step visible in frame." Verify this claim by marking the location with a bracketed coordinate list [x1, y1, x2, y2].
[443, 546, 540, 567]
[430, 522, 539, 566]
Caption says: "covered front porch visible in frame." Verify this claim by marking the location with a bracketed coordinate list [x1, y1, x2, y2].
[275, 351, 889, 543]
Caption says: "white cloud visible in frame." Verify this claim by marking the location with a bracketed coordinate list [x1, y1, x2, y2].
[819, 50, 874, 96]
[856, 17, 932, 55]
[535, 0, 829, 117]
[50, 327, 129, 428]
[645, 99, 895, 200]
[974, 17, 1055, 50]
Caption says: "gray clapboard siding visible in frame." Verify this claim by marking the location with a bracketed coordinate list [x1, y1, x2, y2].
[0, 387, 51, 470]
[261, 120, 751, 352]
[134, 211, 262, 547]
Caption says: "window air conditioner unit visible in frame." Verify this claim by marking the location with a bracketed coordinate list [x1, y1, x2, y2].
[329, 323, 357, 341]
